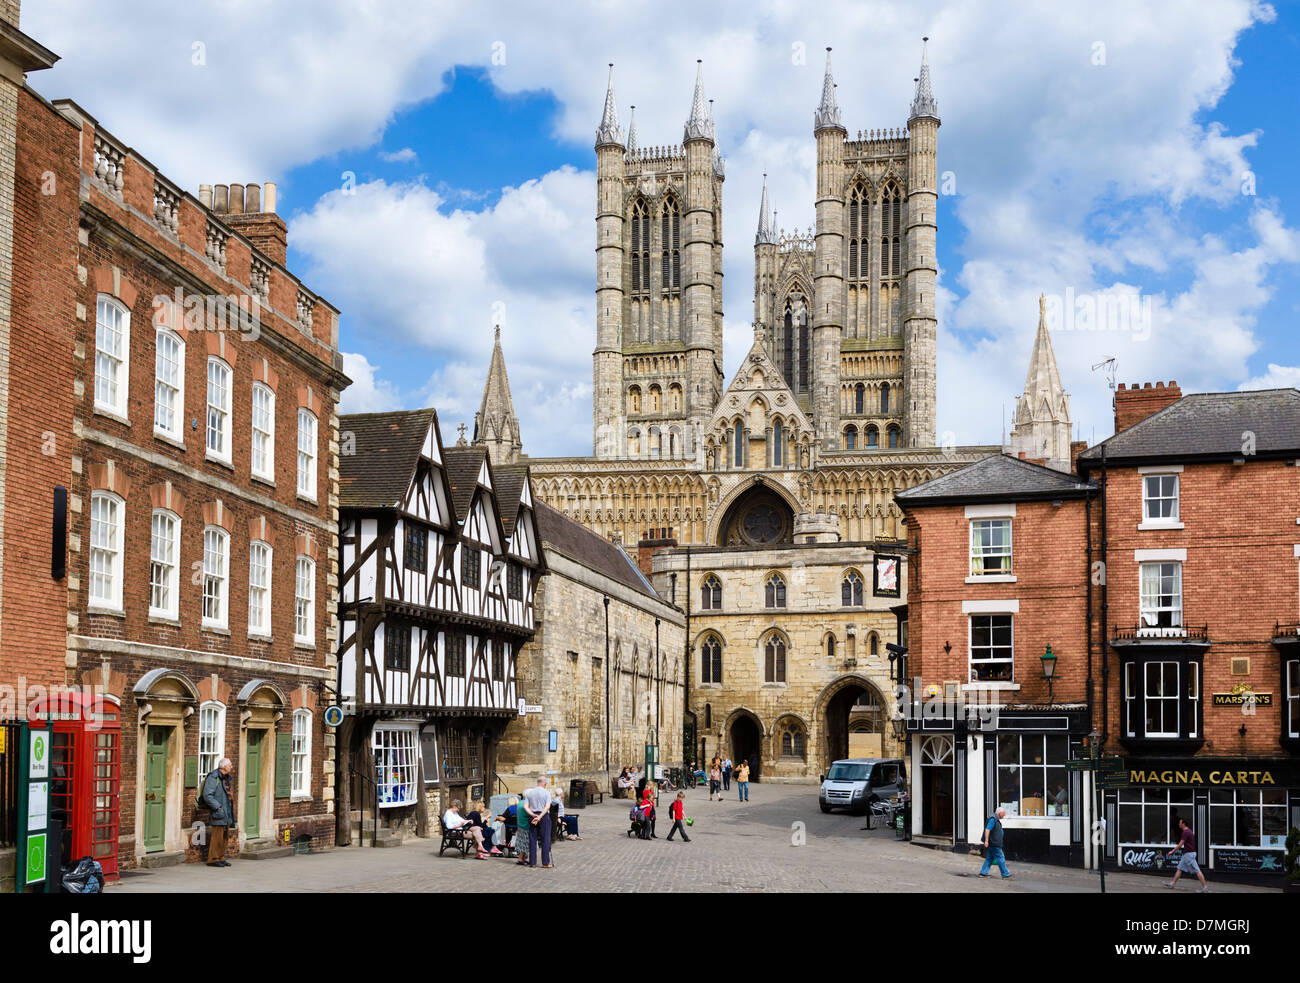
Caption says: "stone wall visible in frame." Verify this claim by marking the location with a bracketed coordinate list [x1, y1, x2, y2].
[497, 546, 685, 794]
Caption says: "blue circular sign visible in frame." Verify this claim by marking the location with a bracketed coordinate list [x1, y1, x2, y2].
[324, 706, 344, 727]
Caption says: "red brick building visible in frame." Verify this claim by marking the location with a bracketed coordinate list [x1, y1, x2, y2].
[1078, 384, 1300, 880]
[2, 7, 349, 879]
[896, 455, 1097, 867]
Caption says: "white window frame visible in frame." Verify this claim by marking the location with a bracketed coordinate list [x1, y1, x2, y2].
[251, 383, 276, 482]
[206, 357, 232, 464]
[968, 613, 1014, 683]
[88, 491, 124, 612]
[1287, 660, 1299, 739]
[1139, 561, 1183, 634]
[1143, 660, 1181, 738]
[995, 734, 1070, 818]
[201, 526, 230, 629]
[969, 517, 1013, 578]
[94, 296, 130, 419]
[1209, 788, 1288, 849]
[148, 508, 180, 620]
[1117, 787, 1195, 853]
[297, 408, 318, 500]
[153, 328, 184, 440]
[248, 540, 272, 637]
[1123, 662, 1136, 737]
[373, 724, 419, 808]
[1138, 466, 1184, 529]
[198, 701, 226, 779]
[294, 555, 315, 645]
[291, 708, 312, 798]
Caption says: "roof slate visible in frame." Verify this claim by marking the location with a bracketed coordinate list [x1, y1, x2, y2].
[534, 500, 662, 602]
[895, 453, 1092, 505]
[338, 409, 435, 510]
[1078, 389, 1300, 464]
[444, 446, 488, 523]
[493, 465, 529, 538]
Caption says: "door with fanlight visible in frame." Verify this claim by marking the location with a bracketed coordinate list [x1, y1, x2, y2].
[920, 736, 954, 838]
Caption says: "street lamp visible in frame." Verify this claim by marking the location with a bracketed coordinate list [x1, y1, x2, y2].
[890, 715, 907, 742]
[1040, 644, 1058, 703]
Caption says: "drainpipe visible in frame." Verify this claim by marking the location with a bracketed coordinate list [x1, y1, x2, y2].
[684, 545, 693, 765]
[1099, 446, 1109, 749]
[603, 596, 610, 774]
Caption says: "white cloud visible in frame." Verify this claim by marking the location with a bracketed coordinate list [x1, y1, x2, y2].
[1239, 363, 1300, 391]
[339, 351, 403, 414]
[26, 0, 1297, 455]
[378, 147, 417, 163]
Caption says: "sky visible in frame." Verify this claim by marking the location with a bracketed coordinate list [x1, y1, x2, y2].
[24, 0, 1300, 456]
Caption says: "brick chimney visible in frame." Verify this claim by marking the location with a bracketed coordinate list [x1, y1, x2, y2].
[208, 180, 288, 266]
[1114, 381, 1182, 433]
[637, 529, 677, 578]
[1069, 439, 1088, 475]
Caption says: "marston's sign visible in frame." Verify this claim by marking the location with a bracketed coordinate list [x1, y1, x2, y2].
[1211, 693, 1272, 707]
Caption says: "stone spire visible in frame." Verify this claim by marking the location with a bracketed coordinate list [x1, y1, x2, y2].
[595, 63, 624, 148]
[473, 325, 523, 466]
[909, 36, 940, 122]
[709, 99, 724, 176]
[683, 60, 711, 141]
[814, 47, 842, 131]
[626, 104, 638, 154]
[1008, 294, 1072, 471]
[755, 173, 775, 244]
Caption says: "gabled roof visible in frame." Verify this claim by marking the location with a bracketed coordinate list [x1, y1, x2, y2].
[534, 500, 663, 603]
[706, 336, 813, 436]
[493, 464, 529, 538]
[444, 445, 488, 523]
[338, 408, 437, 510]
[896, 453, 1093, 507]
[1078, 389, 1300, 467]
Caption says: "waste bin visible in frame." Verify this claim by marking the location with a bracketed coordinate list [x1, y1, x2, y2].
[568, 778, 587, 809]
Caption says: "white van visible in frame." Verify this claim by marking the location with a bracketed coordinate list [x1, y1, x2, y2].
[819, 758, 906, 815]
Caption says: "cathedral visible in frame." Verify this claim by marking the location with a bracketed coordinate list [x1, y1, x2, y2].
[472, 44, 1074, 779]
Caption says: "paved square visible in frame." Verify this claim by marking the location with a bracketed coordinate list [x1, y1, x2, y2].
[109, 782, 1273, 894]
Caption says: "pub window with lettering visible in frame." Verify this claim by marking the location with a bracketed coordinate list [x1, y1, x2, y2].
[1118, 788, 1194, 855]
[996, 734, 1069, 817]
[1210, 789, 1287, 849]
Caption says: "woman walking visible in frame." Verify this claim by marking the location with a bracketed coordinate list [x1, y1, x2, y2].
[709, 759, 723, 801]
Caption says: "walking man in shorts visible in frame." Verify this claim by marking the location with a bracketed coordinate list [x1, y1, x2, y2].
[1165, 818, 1209, 892]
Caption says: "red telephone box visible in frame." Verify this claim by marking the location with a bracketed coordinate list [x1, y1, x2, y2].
[31, 691, 121, 879]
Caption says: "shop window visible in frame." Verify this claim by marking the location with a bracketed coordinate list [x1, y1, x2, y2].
[996, 734, 1069, 818]
[1209, 789, 1287, 849]
[1117, 788, 1194, 855]
[373, 725, 418, 808]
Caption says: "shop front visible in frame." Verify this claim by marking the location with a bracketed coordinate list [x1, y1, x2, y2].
[1104, 757, 1300, 883]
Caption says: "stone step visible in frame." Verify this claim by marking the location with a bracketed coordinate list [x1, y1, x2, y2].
[240, 839, 294, 861]
[137, 851, 186, 869]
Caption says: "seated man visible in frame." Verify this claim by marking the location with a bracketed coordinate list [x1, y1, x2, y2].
[443, 800, 490, 859]
[465, 800, 501, 855]
[495, 796, 520, 854]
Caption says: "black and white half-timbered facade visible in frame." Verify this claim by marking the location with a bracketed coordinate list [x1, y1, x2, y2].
[336, 410, 542, 841]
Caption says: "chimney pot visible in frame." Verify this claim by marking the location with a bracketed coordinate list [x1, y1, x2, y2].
[213, 184, 229, 213]
[245, 183, 261, 213]
[199, 184, 213, 208]
[229, 183, 245, 214]
[264, 182, 277, 214]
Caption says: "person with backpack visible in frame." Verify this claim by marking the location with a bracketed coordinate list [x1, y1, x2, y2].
[665, 790, 691, 842]
[978, 807, 1011, 879]
[200, 758, 236, 868]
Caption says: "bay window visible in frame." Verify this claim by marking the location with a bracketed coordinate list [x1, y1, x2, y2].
[373, 725, 418, 808]
[1118, 652, 1204, 749]
[1287, 659, 1299, 740]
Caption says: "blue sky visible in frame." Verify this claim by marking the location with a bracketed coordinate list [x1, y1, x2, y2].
[25, 0, 1300, 455]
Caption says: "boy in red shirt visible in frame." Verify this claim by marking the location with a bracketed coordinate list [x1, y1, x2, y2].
[666, 791, 691, 843]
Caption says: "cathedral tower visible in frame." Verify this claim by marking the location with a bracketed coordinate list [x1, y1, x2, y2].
[473, 325, 522, 465]
[592, 61, 724, 461]
[812, 48, 846, 449]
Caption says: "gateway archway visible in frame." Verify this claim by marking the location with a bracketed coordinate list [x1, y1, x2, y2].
[727, 710, 763, 781]
[817, 675, 890, 770]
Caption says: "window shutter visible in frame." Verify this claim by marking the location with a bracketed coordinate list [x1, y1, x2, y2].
[275, 733, 293, 798]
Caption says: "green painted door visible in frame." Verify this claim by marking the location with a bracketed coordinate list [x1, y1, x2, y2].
[143, 726, 171, 853]
[244, 730, 263, 839]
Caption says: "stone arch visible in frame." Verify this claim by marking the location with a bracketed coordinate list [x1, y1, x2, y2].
[708, 476, 799, 546]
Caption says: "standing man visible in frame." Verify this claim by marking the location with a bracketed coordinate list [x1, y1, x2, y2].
[201, 758, 236, 868]
[735, 759, 750, 802]
[722, 755, 732, 792]
[523, 776, 554, 868]
[978, 807, 1012, 879]
[1165, 818, 1209, 892]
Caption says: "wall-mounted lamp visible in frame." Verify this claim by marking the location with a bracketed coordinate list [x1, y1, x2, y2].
[1238, 723, 1248, 738]
[1041, 644, 1058, 703]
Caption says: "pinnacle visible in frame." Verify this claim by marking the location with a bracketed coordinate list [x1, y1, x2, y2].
[814, 47, 842, 131]
[684, 60, 711, 142]
[595, 62, 624, 148]
[909, 37, 940, 123]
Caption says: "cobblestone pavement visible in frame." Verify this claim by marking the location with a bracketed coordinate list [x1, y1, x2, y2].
[109, 782, 1275, 894]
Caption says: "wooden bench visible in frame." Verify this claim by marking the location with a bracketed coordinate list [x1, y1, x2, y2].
[437, 820, 473, 858]
[586, 780, 604, 804]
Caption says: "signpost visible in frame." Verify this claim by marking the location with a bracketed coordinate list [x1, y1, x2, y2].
[16, 723, 51, 892]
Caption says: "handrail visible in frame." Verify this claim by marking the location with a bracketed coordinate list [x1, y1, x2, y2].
[1111, 624, 1209, 642]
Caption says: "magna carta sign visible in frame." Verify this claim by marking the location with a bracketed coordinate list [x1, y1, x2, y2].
[1124, 757, 1299, 788]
